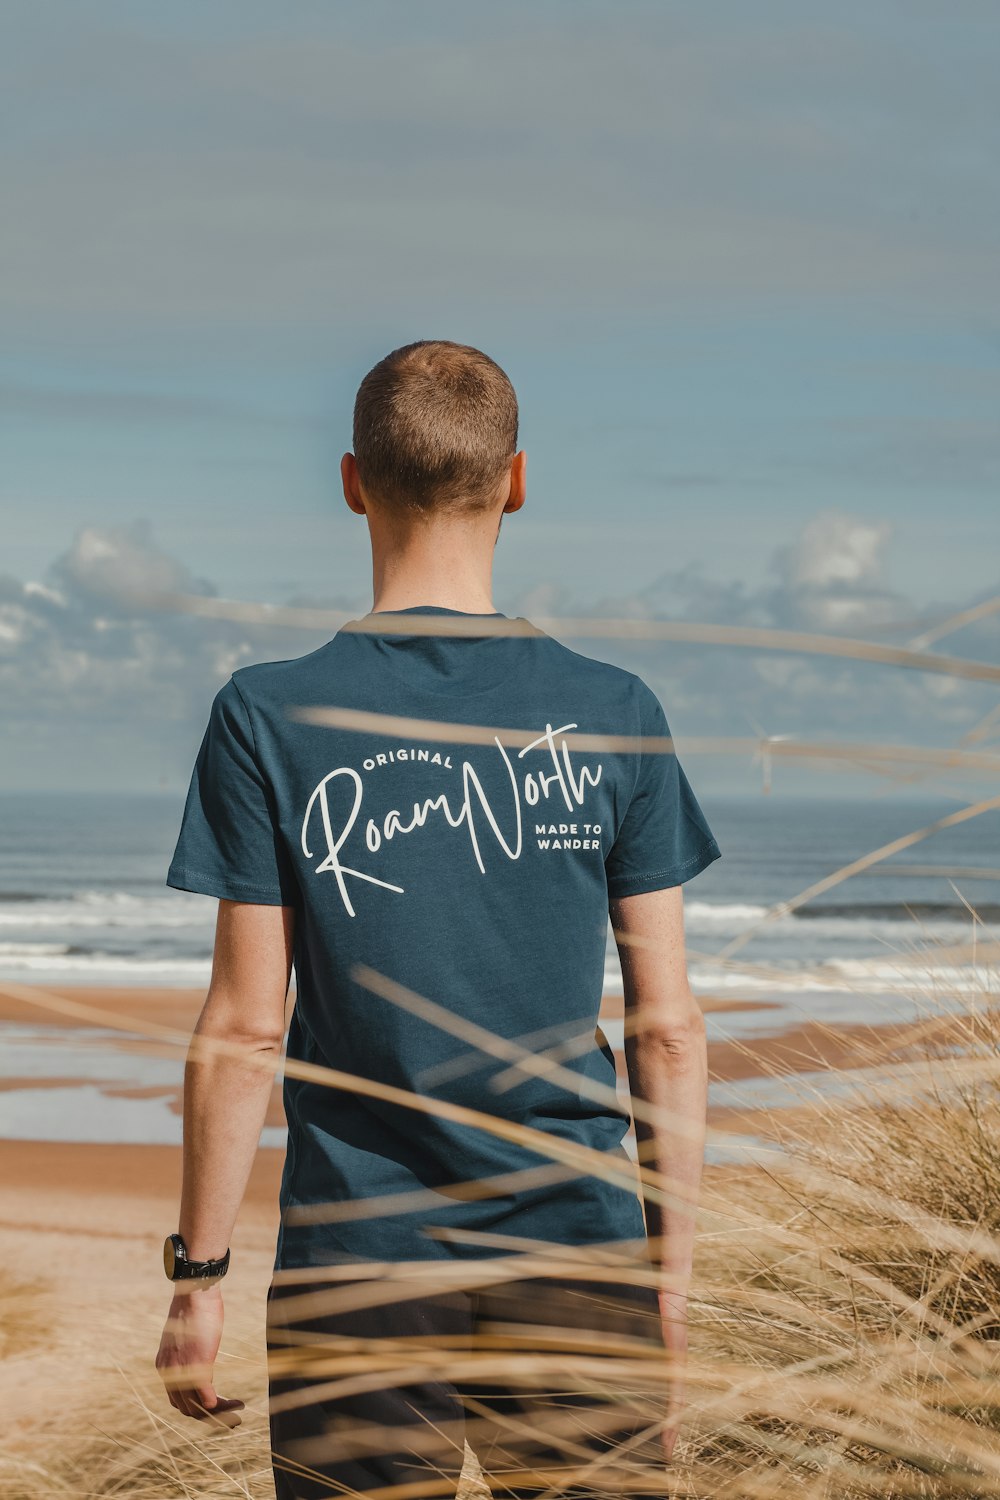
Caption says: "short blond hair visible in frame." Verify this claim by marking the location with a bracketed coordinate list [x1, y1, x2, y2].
[352, 340, 519, 514]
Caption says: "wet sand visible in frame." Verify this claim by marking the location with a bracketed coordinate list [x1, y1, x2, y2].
[0, 981, 966, 1230]
[0, 983, 967, 1129]
[0, 983, 783, 1134]
[0, 981, 775, 1031]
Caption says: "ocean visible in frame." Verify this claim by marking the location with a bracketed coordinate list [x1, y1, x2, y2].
[1, 790, 996, 1150]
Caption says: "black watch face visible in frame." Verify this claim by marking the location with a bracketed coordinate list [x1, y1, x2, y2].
[163, 1234, 181, 1279]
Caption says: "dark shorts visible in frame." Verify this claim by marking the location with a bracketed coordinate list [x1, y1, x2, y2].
[266, 1266, 668, 1499]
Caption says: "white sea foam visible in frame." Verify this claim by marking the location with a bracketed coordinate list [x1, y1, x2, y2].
[683, 903, 988, 945]
[0, 889, 214, 929]
[682, 901, 771, 924]
[0, 948, 211, 977]
[691, 962, 993, 998]
[0, 941, 72, 957]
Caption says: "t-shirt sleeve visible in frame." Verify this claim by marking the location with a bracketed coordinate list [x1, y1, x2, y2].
[604, 681, 722, 899]
[166, 676, 298, 907]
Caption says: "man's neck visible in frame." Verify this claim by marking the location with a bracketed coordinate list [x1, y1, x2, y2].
[370, 592, 498, 614]
[369, 557, 498, 617]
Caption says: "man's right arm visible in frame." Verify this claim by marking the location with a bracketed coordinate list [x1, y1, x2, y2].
[609, 882, 708, 1461]
[610, 882, 707, 1290]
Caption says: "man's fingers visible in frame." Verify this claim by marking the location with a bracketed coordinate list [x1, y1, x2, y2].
[193, 1398, 245, 1428]
[171, 1389, 197, 1419]
[204, 1405, 244, 1429]
[191, 1383, 246, 1413]
[191, 1387, 245, 1426]
[160, 1365, 198, 1418]
[168, 1387, 244, 1425]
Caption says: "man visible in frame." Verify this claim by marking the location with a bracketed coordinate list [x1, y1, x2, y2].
[156, 340, 722, 1497]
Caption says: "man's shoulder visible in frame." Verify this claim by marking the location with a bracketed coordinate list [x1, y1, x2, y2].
[530, 627, 653, 712]
[219, 639, 343, 719]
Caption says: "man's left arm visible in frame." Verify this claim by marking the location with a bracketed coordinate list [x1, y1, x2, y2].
[155, 898, 295, 1423]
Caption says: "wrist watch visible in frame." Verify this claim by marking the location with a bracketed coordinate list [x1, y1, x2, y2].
[163, 1231, 231, 1282]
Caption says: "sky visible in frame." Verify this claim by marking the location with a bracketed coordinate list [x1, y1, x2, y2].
[2, 0, 999, 795]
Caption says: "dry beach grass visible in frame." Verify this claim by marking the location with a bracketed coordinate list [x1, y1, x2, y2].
[2, 606, 999, 1496]
[1, 957, 999, 1498]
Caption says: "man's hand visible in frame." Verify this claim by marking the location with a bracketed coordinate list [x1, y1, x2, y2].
[658, 1288, 688, 1463]
[155, 1284, 245, 1426]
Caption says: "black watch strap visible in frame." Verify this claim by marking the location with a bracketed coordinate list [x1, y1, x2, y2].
[164, 1232, 231, 1282]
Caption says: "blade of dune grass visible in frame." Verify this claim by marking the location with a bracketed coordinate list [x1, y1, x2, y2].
[290, 703, 1000, 779]
[153, 590, 1000, 685]
[715, 794, 1000, 960]
[905, 592, 1000, 651]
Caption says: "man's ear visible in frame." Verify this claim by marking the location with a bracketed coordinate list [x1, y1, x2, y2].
[342, 453, 366, 516]
[502, 450, 527, 515]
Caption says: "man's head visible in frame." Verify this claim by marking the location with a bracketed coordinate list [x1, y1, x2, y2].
[343, 340, 524, 522]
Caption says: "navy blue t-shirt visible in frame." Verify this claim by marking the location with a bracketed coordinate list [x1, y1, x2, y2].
[166, 606, 722, 1270]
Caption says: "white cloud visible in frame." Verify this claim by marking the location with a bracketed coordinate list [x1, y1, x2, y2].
[783, 511, 890, 589]
[52, 521, 207, 612]
[770, 508, 902, 631]
[0, 510, 996, 789]
[0, 523, 331, 748]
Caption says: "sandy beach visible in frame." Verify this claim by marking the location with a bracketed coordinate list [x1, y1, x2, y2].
[0, 979, 969, 1479]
